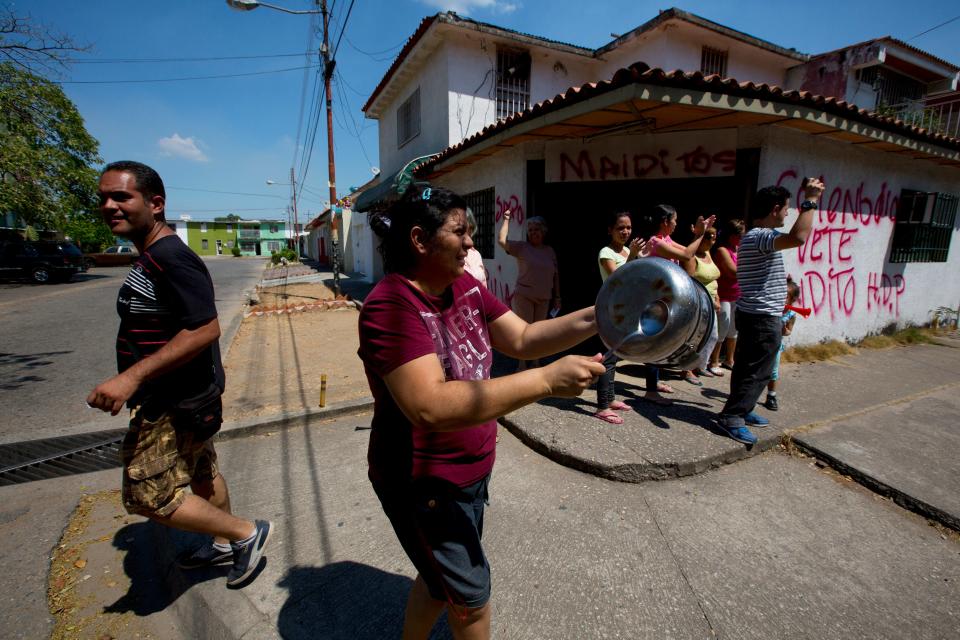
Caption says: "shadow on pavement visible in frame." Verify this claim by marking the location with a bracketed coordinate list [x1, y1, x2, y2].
[0, 350, 72, 390]
[275, 562, 453, 639]
[104, 522, 226, 617]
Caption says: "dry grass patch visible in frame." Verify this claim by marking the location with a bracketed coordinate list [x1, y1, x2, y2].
[781, 340, 855, 363]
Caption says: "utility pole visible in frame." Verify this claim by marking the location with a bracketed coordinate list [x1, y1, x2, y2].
[320, 0, 342, 295]
[289, 166, 300, 261]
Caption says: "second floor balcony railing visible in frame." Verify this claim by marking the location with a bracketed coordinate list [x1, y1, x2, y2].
[886, 96, 960, 139]
[238, 228, 261, 240]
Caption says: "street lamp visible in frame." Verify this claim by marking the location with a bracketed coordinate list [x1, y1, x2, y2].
[235, 0, 341, 295]
[266, 177, 301, 262]
[225, 0, 321, 15]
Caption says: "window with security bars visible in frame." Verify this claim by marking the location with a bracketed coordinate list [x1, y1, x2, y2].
[700, 46, 728, 78]
[463, 187, 495, 259]
[889, 190, 958, 263]
[496, 48, 531, 121]
[397, 87, 421, 148]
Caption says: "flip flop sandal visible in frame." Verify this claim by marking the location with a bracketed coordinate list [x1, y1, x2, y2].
[683, 374, 704, 386]
[656, 383, 675, 394]
[697, 368, 715, 377]
[707, 366, 725, 377]
[609, 401, 631, 411]
[594, 410, 624, 424]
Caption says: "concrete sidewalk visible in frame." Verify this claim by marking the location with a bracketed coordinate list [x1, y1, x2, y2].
[155, 410, 960, 639]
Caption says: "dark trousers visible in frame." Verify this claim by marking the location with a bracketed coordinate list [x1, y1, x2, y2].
[597, 352, 619, 410]
[720, 310, 782, 424]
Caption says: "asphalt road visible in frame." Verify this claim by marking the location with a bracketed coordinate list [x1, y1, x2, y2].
[0, 256, 266, 445]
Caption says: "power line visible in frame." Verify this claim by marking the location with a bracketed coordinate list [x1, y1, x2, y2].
[331, 0, 356, 61]
[908, 14, 960, 40]
[345, 36, 406, 58]
[56, 64, 321, 85]
[167, 186, 286, 199]
[334, 70, 374, 167]
[173, 207, 288, 213]
[63, 52, 313, 64]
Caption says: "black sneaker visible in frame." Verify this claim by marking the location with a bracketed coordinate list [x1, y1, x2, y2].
[764, 395, 779, 411]
[227, 520, 274, 587]
[177, 542, 233, 569]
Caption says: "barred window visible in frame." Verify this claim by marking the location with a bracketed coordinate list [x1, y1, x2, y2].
[496, 48, 530, 121]
[890, 190, 957, 263]
[397, 87, 421, 148]
[700, 46, 728, 78]
[463, 187, 496, 259]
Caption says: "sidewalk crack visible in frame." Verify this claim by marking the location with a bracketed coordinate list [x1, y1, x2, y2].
[641, 489, 717, 638]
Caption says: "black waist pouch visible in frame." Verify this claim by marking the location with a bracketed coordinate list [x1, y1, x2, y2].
[174, 383, 223, 442]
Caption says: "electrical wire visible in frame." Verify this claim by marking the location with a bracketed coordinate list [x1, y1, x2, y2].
[55, 64, 321, 84]
[331, 0, 356, 61]
[908, 15, 960, 40]
[167, 186, 286, 199]
[334, 70, 374, 167]
[345, 36, 406, 58]
[62, 52, 313, 64]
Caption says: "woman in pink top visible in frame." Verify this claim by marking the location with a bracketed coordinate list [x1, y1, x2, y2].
[710, 218, 744, 372]
[497, 212, 559, 370]
[359, 185, 605, 638]
[463, 208, 487, 288]
[642, 204, 716, 390]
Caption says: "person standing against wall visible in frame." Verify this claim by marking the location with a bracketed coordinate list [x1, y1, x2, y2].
[497, 212, 560, 370]
[709, 218, 744, 374]
[595, 211, 647, 423]
[714, 178, 825, 445]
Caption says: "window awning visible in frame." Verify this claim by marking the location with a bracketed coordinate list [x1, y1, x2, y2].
[352, 154, 437, 212]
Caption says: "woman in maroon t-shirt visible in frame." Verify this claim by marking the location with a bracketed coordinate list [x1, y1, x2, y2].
[358, 185, 604, 639]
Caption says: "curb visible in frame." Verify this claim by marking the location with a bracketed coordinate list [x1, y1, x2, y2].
[217, 396, 374, 443]
[498, 414, 783, 483]
[788, 437, 960, 533]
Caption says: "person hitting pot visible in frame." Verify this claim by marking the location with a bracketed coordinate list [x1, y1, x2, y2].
[358, 185, 605, 639]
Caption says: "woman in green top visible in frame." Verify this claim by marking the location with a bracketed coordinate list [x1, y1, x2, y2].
[595, 211, 647, 423]
[682, 226, 721, 385]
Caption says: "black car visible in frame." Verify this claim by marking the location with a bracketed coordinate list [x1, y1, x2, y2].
[0, 240, 89, 283]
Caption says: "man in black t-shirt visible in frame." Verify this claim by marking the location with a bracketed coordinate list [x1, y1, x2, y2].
[87, 161, 272, 588]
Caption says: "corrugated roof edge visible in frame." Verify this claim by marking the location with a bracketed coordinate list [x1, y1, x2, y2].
[413, 61, 960, 176]
[596, 8, 808, 62]
[801, 36, 960, 73]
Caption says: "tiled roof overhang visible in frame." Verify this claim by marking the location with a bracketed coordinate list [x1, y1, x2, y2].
[415, 62, 960, 179]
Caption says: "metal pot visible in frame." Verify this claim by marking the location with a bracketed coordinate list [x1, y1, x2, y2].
[596, 257, 715, 368]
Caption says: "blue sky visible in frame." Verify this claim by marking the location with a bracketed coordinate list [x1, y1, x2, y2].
[19, 0, 960, 222]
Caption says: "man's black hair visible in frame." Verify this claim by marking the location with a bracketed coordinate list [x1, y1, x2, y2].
[102, 160, 166, 201]
[749, 186, 790, 227]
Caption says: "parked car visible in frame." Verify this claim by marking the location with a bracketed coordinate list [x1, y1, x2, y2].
[0, 240, 89, 283]
[85, 244, 139, 267]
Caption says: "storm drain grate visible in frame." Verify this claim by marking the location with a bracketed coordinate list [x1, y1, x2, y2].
[0, 429, 127, 486]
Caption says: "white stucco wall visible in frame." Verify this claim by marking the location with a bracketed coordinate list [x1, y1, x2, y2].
[433, 145, 527, 306]
[377, 51, 450, 177]
[599, 22, 792, 85]
[757, 126, 960, 342]
[446, 37, 497, 144]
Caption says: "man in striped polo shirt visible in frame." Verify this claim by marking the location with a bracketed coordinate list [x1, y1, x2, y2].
[714, 178, 825, 445]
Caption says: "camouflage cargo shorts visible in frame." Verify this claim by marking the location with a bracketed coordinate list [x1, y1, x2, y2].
[120, 405, 219, 517]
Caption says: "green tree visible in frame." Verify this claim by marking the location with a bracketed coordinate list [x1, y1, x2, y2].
[0, 61, 101, 230]
[64, 209, 113, 252]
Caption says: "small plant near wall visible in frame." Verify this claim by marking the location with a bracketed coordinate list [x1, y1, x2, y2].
[231, 246, 241, 257]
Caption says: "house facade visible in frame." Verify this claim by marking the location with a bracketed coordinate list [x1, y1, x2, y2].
[184, 220, 237, 256]
[236, 219, 289, 256]
[357, 9, 960, 345]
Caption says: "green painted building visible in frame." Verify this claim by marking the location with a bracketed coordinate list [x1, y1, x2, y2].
[184, 220, 238, 256]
